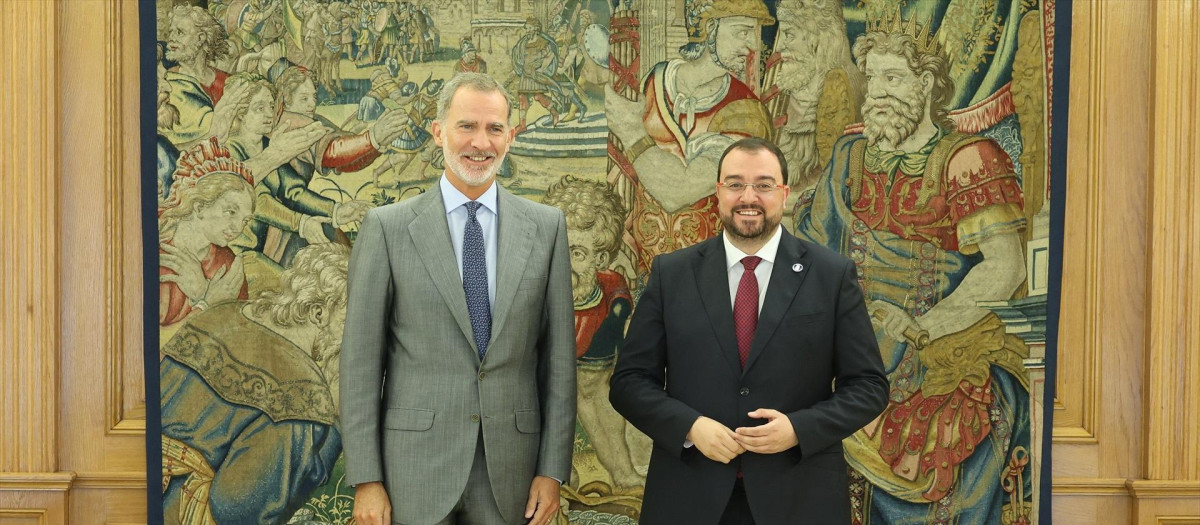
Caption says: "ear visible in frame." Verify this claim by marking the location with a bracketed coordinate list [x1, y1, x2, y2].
[596, 249, 615, 269]
[919, 70, 934, 95]
[431, 119, 444, 147]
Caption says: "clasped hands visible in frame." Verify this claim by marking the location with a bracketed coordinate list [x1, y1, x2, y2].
[687, 410, 799, 464]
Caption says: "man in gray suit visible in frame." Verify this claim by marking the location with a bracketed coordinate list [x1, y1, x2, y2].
[340, 72, 576, 525]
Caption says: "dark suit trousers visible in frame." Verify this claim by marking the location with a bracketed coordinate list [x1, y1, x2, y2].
[719, 479, 756, 525]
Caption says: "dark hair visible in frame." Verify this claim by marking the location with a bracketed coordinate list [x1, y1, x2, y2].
[717, 137, 789, 183]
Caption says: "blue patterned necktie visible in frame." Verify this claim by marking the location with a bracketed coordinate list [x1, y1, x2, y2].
[462, 201, 491, 360]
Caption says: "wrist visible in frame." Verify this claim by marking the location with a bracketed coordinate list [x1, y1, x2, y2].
[190, 281, 211, 310]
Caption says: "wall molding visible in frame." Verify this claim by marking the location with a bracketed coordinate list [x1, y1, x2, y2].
[1145, 0, 1200, 483]
[72, 472, 146, 491]
[1127, 481, 1200, 500]
[1052, 0, 1101, 444]
[0, 0, 61, 476]
[0, 473, 76, 492]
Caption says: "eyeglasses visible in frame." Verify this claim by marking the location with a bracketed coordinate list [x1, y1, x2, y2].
[716, 181, 786, 194]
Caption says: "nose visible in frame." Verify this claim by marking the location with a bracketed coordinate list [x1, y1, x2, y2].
[469, 128, 491, 150]
[867, 79, 885, 98]
[738, 186, 758, 202]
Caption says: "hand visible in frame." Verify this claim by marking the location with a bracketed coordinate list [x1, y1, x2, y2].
[204, 258, 245, 305]
[334, 200, 372, 228]
[683, 132, 735, 163]
[868, 300, 922, 343]
[733, 409, 798, 454]
[159, 243, 208, 300]
[267, 121, 328, 161]
[209, 79, 254, 141]
[299, 215, 333, 244]
[603, 85, 647, 146]
[523, 475, 561, 525]
[686, 416, 744, 464]
[370, 110, 412, 147]
[351, 482, 392, 525]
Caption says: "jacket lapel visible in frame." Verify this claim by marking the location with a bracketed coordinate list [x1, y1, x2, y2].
[742, 230, 810, 376]
[488, 186, 535, 358]
[693, 237, 743, 377]
[409, 183, 477, 353]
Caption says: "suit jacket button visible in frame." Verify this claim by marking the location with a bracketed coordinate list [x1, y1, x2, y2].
[739, 387, 750, 396]
[478, 371, 486, 380]
[471, 414, 480, 422]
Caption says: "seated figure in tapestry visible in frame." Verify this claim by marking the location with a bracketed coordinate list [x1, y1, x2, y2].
[159, 243, 348, 525]
[544, 176, 648, 498]
[160, 5, 233, 146]
[606, 0, 775, 284]
[157, 139, 255, 327]
[793, 11, 1034, 524]
[764, 0, 865, 192]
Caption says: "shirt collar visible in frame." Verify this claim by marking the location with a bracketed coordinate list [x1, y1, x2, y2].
[723, 225, 782, 271]
[440, 173, 498, 216]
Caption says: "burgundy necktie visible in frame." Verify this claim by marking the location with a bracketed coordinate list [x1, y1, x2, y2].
[734, 256, 762, 368]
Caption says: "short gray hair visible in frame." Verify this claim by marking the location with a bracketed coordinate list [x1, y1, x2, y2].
[436, 72, 513, 124]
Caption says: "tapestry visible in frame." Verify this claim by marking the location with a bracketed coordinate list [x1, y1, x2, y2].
[141, 0, 1069, 522]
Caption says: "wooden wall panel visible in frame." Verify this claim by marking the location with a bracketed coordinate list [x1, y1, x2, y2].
[0, 0, 1195, 524]
[56, 0, 147, 522]
[0, 0, 70, 522]
[1052, 0, 1200, 523]
[1145, 0, 1200, 485]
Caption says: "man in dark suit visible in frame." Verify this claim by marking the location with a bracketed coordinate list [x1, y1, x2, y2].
[610, 137, 889, 524]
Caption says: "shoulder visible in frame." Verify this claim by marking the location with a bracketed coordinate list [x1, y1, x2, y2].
[506, 191, 566, 227]
[365, 191, 426, 225]
[940, 134, 1016, 180]
[658, 235, 717, 269]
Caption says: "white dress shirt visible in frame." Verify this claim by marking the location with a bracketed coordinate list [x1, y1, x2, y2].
[722, 225, 783, 312]
[440, 174, 498, 309]
[684, 225, 783, 449]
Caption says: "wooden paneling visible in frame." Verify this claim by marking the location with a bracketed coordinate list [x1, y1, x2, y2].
[0, 0, 61, 477]
[1145, 0, 1200, 485]
[1052, 0, 1200, 523]
[0, 0, 1195, 523]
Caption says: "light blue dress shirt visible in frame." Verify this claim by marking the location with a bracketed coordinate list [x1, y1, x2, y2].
[440, 174, 498, 310]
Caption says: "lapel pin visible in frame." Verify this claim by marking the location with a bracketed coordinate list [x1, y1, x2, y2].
[792, 263, 804, 273]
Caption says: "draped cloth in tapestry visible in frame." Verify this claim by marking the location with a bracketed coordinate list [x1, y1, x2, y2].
[140, 0, 1069, 523]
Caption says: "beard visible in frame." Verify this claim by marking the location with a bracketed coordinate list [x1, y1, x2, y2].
[713, 49, 747, 77]
[571, 268, 599, 304]
[862, 87, 926, 148]
[165, 43, 198, 65]
[157, 94, 181, 130]
[310, 322, 343, 379]
[721, 203, 780, 243]
[443, 144, 505, 187]
[773, 0, 848, 91]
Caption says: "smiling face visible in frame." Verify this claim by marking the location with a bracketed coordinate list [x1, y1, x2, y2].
[194, 188, 253, 247]
[431, 87, 514, 190]
[717, 147, 789, 243]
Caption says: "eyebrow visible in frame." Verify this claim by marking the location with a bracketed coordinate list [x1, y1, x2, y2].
[866, 67, 910, 75]
[722, 174, 780, 182]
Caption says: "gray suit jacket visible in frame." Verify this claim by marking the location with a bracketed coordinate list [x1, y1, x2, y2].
[340, 181, 577, 524]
